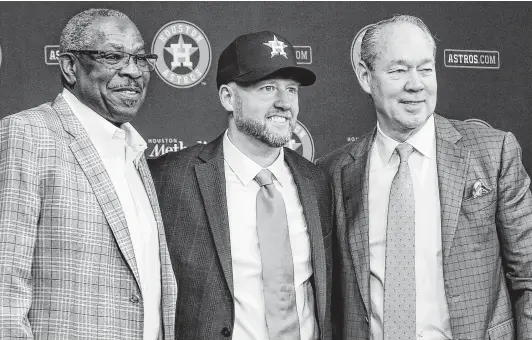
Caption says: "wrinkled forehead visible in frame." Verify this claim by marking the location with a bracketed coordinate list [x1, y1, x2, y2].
[88, 16, 145, 51]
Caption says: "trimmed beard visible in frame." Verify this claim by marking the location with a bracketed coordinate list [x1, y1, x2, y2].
[233, 94, 295, 148]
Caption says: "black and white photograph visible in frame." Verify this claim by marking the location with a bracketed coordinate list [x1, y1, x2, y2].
[0, 2, 531, 340]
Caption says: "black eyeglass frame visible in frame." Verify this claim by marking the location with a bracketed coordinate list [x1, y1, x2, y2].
[63, 49, 158, 72]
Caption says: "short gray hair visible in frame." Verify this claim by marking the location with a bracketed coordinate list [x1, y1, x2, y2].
[360, 14, 436, 71]
[59, 8, 129, 52]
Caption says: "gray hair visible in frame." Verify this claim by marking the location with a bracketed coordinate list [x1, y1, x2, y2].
[360, 14, 436, 71]
[59, 8, 129, 52]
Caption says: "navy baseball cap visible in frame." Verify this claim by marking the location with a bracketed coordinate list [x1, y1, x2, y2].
[216, 31, 316, 89]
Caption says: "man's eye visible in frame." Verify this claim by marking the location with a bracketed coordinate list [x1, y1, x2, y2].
[261, 85, 275, 92]
[103, 53, 124, 61]
[287, 87, 298, 94]
[391, 69, 406, 73]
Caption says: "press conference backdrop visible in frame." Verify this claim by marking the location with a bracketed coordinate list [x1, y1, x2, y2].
[1, 2, 531, 172]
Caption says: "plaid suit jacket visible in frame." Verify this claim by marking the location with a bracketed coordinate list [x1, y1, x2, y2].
[317, 114, 532, 340]
[0, 94, 178, 339]
[149, 134, 332, 340]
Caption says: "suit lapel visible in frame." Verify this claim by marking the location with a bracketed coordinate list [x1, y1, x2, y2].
[195, 135, 234, 297]
[434, 114, 470, 257]
[138, 156, 178, 339]
[53, 94, 141, 288]
[342, 129, 375, 314]
[284, 150, 327, 329]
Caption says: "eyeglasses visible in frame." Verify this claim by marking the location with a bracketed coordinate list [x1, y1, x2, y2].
[65, 50, 158, 72]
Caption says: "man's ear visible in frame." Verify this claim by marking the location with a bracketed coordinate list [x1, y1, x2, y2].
[58, 53, 77, 86]
[219, 84, 236, 112]
[356, 60, 372, 95]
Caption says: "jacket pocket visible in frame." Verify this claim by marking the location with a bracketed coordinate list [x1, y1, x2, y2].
[488, 318, 514, 340]
[461, 190, 496, 215]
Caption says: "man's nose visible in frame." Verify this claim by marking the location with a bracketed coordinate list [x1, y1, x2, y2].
[405, 70, 424, 92]
[119, 55, 143, 78]
[274, 90, 292, 110]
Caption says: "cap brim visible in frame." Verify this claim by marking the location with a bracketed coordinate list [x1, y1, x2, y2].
[232, 66, 316, 86]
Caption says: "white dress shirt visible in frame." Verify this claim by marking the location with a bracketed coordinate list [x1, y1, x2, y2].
[63, 89, 162, 340]
[368, 114, 453, 340]
[223, 131, 318, 340]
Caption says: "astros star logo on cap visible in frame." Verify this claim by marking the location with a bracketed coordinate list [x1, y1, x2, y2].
[263, 35, 288, 59]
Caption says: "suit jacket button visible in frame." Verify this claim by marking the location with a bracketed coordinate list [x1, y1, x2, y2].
[130, 294, 140, 304]
[221, 327, 232, 337]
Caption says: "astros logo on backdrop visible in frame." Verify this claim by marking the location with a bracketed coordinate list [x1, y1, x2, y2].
[152, 21, 211, 88]
[350, 24, 374, 73]
[286, 121, 315, 162]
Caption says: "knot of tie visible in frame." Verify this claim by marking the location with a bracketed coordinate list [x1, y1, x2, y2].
[255, 169, 274, 187]
[395, 143, 414, 163]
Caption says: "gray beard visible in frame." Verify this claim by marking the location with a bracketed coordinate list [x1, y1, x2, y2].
[233, 96, 295, 148]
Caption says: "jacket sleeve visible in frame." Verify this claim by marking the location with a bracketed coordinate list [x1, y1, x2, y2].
[496, 131, 532, 339]
[0, 116, 40, 339]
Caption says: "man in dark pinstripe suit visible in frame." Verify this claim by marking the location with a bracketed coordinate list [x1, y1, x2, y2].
[150, 31, 332, 340]
[318, 14, 532, 340]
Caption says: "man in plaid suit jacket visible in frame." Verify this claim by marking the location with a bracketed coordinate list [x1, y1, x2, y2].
[318, 15, 532, 340]
[0, 9, 177, 339]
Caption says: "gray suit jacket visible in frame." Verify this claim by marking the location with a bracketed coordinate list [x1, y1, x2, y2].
[317, 114, 532, 340]
[150, 134, 332, 340]
[0, 94, 178, 339]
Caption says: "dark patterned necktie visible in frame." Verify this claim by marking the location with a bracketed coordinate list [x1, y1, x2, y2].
[255, 169, 300, 340]
[383, 143, 416, 340]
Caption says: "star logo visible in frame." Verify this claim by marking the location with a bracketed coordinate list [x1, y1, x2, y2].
[152, 20, 212, 89]
[164, 34, 199, 71]
[263, 35, 288, 59]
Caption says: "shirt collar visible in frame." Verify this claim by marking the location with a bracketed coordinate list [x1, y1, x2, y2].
[222, 130, 288, 187]
[375, 113, 435, 164]
[62, 88, 147, 167]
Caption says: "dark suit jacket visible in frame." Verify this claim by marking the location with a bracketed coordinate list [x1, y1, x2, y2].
[317, 114, 532, 340]
[150, 134, 332, 340]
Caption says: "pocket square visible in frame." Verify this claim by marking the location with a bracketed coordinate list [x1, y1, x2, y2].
[471, 179, 491, 199]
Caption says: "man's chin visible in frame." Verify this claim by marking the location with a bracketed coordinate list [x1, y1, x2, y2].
[266, 122, 294, 136]
[107, 107, 140, 124]
[260, 131, 292, 148]
[401, 109, 431, 125]
[110, 94, 144, 110]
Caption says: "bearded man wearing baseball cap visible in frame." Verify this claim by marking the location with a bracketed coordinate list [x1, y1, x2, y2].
[150, 31, 332, 340]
